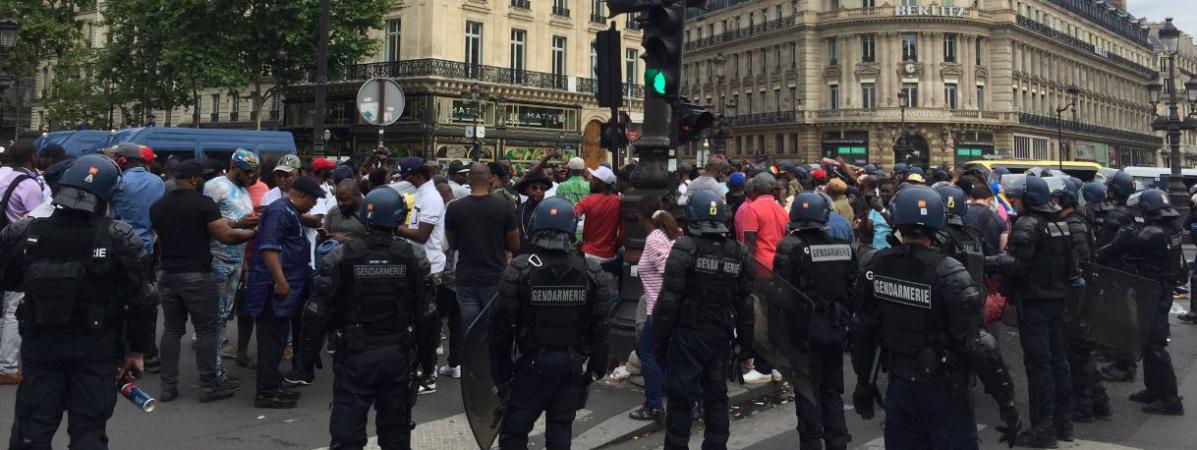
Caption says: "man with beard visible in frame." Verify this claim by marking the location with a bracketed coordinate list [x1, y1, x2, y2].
[322, 179, 365, 242]
[515, 171, 553, 255]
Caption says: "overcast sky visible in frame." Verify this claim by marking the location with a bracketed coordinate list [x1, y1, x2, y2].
[1130, 1, 1197, 35]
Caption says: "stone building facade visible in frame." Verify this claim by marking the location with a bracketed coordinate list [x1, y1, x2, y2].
[679, 0, 1163, 168]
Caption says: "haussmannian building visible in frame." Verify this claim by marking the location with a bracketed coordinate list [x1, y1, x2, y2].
[678, 0, 1164, 168]
[1148, 21, 1197, 168]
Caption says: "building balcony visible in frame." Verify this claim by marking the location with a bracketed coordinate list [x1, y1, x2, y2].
[1016, 15, 1155, 78]
[1019, 112, 1163, 144]
[552, 5, 570, 17]
[511, 0, 530, 8]
[1039, 0, 1150, 48]
[311, 59, 643, 98]
[728, 110, 796, 126]
[683, 16, 795, 52]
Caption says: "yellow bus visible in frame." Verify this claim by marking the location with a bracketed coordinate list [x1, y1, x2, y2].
[960, 160, 1104, 181]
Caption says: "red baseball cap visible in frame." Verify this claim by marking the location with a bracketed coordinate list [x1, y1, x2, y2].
[140, 146, 156, 163]
[311, 157, 336, 172]
[811, 168, 828, 181]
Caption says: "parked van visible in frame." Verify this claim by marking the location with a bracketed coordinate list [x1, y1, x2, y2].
[105, 127, 297, 162]
[1121, 166, 1197, 191]
[960, 159, 1104, 181]
[33, 130, 113, 156]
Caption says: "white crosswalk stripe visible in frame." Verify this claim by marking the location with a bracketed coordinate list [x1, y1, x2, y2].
[312, 409, 591, 450]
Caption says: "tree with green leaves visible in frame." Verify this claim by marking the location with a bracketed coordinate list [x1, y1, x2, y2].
[41, 47, 116, 129]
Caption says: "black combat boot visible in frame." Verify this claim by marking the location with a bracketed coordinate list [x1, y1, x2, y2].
[1054, 417, 1074, 442]
[1013, 422, 1058, 449]
[1129, 389, 1156, 404]
[1142, 397, 1185, 416]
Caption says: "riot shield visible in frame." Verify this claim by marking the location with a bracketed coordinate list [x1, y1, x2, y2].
[750, 258, 817, 401]
[1076, 262, 1162, 361]
[462, 296, 501, 450]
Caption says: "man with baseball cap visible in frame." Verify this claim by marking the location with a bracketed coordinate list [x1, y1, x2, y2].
[575, 165, 624, 276]
[447, 160, 471, 199]
[108, 143, 165, 255]
[555, 157, 591, 205]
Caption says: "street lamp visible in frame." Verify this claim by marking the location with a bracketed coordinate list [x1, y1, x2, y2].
[1148, 17, 1197, 216]
[462, 84, 497, 161]
[711, 53, 728, 156]
[1055, 83, 1080, 169]
[895, 91, 911, 165]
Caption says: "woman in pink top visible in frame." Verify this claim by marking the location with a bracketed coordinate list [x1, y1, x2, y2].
[630, 197, 679, 421]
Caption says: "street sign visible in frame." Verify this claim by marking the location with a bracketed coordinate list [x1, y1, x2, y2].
[465, 126, 474, 138]
[356, 78, 405, 126]
[476, 126, 486, 139]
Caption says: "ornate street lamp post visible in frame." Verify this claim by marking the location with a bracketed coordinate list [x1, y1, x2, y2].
[1147, 18, 1197, 216]
[1055, 84, 1079, 169]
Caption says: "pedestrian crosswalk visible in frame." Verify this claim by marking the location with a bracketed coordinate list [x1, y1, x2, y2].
[311, 409, 592, 450]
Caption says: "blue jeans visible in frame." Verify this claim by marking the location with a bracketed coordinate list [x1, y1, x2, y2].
[638, 318, 665, 409]
[457, 285, 498, 334]
[211, 257, 243, 377]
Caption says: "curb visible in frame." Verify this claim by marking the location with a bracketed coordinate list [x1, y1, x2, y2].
[572, 380, 783, 450]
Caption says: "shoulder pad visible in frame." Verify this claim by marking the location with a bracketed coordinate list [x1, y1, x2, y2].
[408, 241, 428, 262]
[318, 245, 346, 273]
[3, 218, 33, 238]
[934, 255, 970, 279]
[108, 219, 138, 240]
[672, 236, 697, 253]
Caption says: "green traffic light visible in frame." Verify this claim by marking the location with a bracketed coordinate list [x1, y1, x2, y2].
[645, 68, 667, 95]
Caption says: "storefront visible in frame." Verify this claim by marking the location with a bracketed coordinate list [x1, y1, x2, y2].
[1072, 140, 1110, 166]
[954, 132, 996, 165]
[821, 130, 870, 166]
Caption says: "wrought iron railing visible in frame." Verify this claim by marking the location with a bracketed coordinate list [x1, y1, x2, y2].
[1016, 15, 1155, 77]
[728, 110, 796, 126]
[1019, 112, 1162, 144]
[552, 5, 570, 17]
[511, 0, 530, 8]
[317, 59, 643, 98]
[683, 16, 795, 51]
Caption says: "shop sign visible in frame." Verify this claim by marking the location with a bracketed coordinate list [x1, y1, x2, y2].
[895, 5, 968, 17]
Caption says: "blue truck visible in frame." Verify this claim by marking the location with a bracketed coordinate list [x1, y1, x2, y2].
[35, 128, 297, 162]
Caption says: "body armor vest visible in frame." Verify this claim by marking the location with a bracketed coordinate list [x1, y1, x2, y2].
[1093, 203, 1132, 250]
[786, 232, 853, 306]
[935, 224, 985, 284]
[518, 251, 591, 353]
[682, 236, 745, 331]
[340, 236, 417, 351]
[20, 218, 118, 332]
[869, 246, 951, 384]
[1020, 214, 1073, 301]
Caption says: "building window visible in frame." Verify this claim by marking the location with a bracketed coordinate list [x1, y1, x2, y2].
[774, 89, 782, 112]
[790, 42, 797, 68]
[901, 0, 916, 5]
[510, 29, 527, 83]
[553, 0, 569, 16]
[733, 54, 740, 77]
[863, 0, 875, 7]
[790, 87, 797, 108]
[943, 33, 957, 63]
[789, 133, 799, 153]
[465, 21, 483, 77]
[552, 36, 567, 89]
[760, 48, 767, 71]
[945, 83, 958, 109]
[747, 94, 753, 114]
[976, 38, 984, 66]
[210, 93, 220, 121]
[901, 33, 918, 61]
[902, 83, 919, 107]
[827, 37, 838, 65]
[861, 34, 875, 63]
[774, 45, 781, 70]
[829, 84, 839, 110]
[625, 49, 638, 96]
[592, 0, 603, 20]
[385, 19, 401, 62]
[977, 85, 986, 109]
[590, 41, 598, 79]
[861, 82, 876, 109]
[1014, 135, 1049, 160]
[747, 51, 753, 74]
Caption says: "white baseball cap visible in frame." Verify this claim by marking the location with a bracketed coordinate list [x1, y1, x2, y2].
[567, 157, 586, 170]
[588, 166, 617, 185]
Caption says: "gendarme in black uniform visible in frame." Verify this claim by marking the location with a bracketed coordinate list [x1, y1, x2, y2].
[774, 192, 855, 450]
[1098, 188, 1186, 416]
[932, 185, 984, 284]
[987, 175, 1075, 447]
[490, 196, 614, 450]
[299, 187, 438, 450]
[653, 190, 754, 450]
[4, 154, 154, 450]
[852, 186, 1019, 450]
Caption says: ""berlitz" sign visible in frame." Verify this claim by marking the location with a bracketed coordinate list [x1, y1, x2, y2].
[894, 5, 968, 17]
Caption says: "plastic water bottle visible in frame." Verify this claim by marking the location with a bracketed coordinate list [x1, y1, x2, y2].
[120, 383, 156, 413]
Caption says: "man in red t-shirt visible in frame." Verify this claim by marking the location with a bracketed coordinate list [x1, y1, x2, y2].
[575, 166, 624, 270]
[734, 173, 788, 384]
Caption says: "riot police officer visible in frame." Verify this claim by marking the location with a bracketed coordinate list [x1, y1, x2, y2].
[490, 196, 615, 450]
[654, 190, 754, 450]
[987, 175, 1074, 447]
[851, 186, 1020, 450]
[1094, 170, 1139, 383]
[774, 191, 855, 450]
[1052, 179, 1112, 423]
[1099, 189, 1186, 416]
[3, 154, 154, 449]
[932, 184, 984, 283]
[1080, 182, 1107, 226]
[298, 187, 439, 450]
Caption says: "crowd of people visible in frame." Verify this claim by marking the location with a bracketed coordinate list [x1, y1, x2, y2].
[0, 136, 1193, 450]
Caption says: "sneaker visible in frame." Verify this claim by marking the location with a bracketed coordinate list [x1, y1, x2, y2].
[0, 371, 21, 385]
[284, 369, 314, 387]
[628, 405, 664, 421]
[1179, 312, 1197, 324]
[438, 365, 462, 379]
[1129, 389, 1156, 404]
[199, 385, 235, 403]
[742, 369, 771, 384]
[771, 370, 784, 382]
[1098, 364, 1135, 382]
[417, 378, 437, 395]
[160, 387, 179, 403]
[144, 356, 162, 374]
[254, 391, 298, 409]
[1142, 397, 1185, 416]
[609, 365, 632, 382]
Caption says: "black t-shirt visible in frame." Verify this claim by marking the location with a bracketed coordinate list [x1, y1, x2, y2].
[445, 194, 517, 287]
[965, 203, 1007, 257]
[151, 188, 223, 273]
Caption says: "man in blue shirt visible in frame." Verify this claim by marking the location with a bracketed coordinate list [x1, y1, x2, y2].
[108, 143, 165, 254]
[246, 175, 325, 409]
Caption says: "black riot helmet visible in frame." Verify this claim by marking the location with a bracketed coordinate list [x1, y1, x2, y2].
[1106, 170, 1135, 200]
[933, 185, 967, 222]
[891, 186, 947, 232]
[1021, 175, 1060, 214]
[358, 186, 409, 230]
[55, 154, 122, 214]
[1081, 182, 1107, 204]
[789, 191, 830, 230]
[1128, 188, 1180, 219]
[1052, 177, 1082, 209]
[529, 196, 577, 250]
[686, 190, 729, 235]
